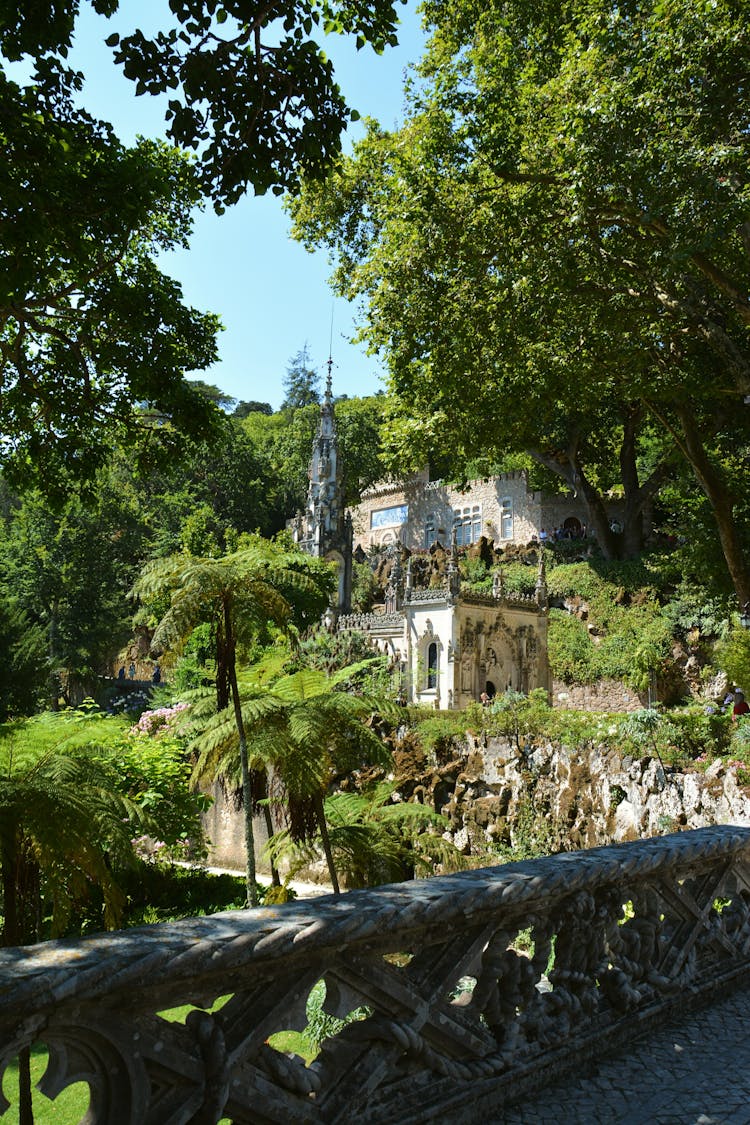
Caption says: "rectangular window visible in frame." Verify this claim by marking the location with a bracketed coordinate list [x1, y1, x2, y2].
[424, 521, 436, 548]
[500, 497, 513, 539]
[427, 642, 438, 689]
[453, 505, 481, 546]
[371, 504, 408, 530]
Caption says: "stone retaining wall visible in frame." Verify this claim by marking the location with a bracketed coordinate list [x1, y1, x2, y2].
[440, 737, 750, 857]
[551, 678, 649, 712]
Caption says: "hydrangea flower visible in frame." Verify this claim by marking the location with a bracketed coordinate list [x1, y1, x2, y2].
[131, 702, 188, 736]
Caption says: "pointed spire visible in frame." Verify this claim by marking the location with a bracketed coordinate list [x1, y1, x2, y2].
[324, 355, 333, 405]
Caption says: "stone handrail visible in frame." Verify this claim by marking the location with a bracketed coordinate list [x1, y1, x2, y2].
[2, 827, 750, 1122]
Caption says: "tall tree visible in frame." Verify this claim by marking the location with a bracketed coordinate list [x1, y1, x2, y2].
[281, 344, 321, 410]
[0, 591, 48, 719]
[233, 400, 274, 419]
[292, 0, 750, 593]
[0, 0, 404, 488]
[0, 482, 149, 702]
[0, 91, 222, 492]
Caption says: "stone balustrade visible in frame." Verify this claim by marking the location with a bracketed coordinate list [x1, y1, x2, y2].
[2, 826, 750, 1123]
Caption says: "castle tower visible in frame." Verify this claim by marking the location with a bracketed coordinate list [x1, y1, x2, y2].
[292, 359, 353, 613]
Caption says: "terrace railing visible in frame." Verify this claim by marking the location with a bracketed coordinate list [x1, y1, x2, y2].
[2, 826, 750, 1124]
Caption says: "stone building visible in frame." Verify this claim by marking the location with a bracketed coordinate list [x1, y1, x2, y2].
[350, 469, 605, 552]
[290, 386, 550, 708]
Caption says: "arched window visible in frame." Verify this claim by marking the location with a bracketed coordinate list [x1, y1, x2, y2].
[427, 642, 439, 689]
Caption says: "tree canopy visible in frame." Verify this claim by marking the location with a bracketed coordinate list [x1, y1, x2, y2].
[281, 344, 321, 410]
[0, 0, 406, 208]
[0, 96, 223, 491]
[0, 0, 404, 489]
[292, 0, 750, 597]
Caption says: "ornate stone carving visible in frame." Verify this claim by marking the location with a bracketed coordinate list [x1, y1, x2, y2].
[2, 829, 750, 1122]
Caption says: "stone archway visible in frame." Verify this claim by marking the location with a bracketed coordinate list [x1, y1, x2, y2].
[563, 516, 582, 538]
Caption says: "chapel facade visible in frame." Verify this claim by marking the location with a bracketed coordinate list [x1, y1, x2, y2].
[336, 549, 550, 708]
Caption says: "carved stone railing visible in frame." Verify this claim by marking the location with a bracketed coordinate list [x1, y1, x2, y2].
[336, 612, 404, 633]
[403, 585, 450, 603]
[2, 827, 750, 1123]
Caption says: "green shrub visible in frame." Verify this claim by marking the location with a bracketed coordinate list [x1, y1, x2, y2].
[412, 710, 472, 758]
[667, 706, 731, 759]
[547, 611, 597, 683]
[120, 862, 257, 927]
[493, 796, 566, 860]
[351, 560, 378, 613]
[546, 562, 605, 603]
[500, 562, 538, 597]
[548, 600, 671, 689]
[461, 555, 491, 591]
[486, 688, 552, 749]
[716, 626, 750, 692]
[663, 585, 732, 640]
[729, 715, 750, 765]
[61, 860, 260, 936]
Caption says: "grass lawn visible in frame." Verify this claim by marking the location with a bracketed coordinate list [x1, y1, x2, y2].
[2, 1046, 89, 1124]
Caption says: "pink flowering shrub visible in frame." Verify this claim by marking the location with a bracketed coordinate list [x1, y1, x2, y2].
[131, 835, 168, 861]
[131, 702, 188, 737]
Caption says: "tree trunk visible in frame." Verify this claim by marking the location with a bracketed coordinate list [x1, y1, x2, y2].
[313, 791, 340, 895]
[529, 449, 621, 558]
[225, 604, 259, 908]
[2, 832, 34, 1125]
[577, 472, 622, 558]
[674, 403, 750, 607]
[1, 829, 20, 949]
[262, 797, 281, 887]
[530, 411, 670, 561]
[618, 408, 672, 559]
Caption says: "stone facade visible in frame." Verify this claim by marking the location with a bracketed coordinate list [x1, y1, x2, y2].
[290, 397, 552, 709]
[350, 469, 616, 552]
[337, 551, 550, 709]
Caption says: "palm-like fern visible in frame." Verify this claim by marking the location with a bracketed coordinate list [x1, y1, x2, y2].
[266, 781, 469, 890]
[190, 662, 398, 892]
[0, 729, 148, 1125]
[0, 732, 146, 946]
[133, 540, 333, 905]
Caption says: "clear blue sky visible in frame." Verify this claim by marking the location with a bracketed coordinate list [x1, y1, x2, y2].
[68, 1, 426, 409]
